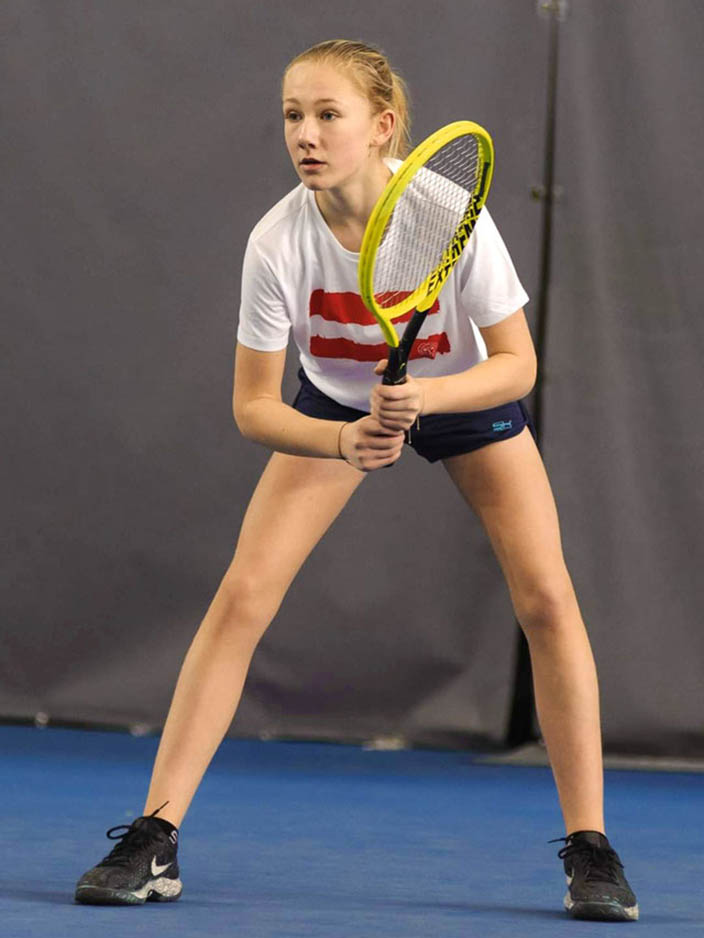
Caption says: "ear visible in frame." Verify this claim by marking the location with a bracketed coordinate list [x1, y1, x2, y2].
[370, 109, 395, 150]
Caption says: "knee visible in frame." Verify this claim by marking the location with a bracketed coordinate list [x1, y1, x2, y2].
[206, 570, 282, 641]
[513, 576, 578, 637]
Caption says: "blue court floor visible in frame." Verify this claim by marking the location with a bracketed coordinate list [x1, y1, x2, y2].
[0, 724, 701, 937]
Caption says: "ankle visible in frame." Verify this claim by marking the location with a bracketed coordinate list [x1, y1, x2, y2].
[143, 799, 182, 829]
[152, 816, 179, 840]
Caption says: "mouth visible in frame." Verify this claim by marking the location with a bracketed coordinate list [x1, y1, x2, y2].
[299, 158, 325, 169]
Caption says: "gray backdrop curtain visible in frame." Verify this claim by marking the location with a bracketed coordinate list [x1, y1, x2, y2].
[542, 0, 704, 755]
[1, 1, 702, 755]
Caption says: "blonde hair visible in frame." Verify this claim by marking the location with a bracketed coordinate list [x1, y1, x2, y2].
[283, 39, 411, 160]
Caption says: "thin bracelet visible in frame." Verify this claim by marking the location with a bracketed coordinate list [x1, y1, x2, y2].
[337, 422, 349, 462]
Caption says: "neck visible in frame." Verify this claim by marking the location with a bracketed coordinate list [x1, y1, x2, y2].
[314, 157, 392, 233]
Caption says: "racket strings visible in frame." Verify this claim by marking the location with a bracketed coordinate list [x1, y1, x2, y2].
[374, 135, 481, 310]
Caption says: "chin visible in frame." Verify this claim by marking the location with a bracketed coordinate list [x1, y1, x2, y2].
[298, 175, 333, 192]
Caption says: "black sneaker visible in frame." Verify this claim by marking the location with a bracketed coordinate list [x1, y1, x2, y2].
[550, 830, 639, 921]
[75, 801, 182, 905]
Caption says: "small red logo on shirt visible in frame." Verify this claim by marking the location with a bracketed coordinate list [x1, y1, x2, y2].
[414, 335, 451, 359]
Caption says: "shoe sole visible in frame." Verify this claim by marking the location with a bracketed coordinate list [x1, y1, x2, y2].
[566, 896, 639, 922]
[75, 877, 182, 905]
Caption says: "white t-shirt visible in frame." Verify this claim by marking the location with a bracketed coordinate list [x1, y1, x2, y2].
[237, 159, 529, 411]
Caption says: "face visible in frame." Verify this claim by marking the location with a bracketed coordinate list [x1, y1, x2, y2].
[282, 61, 390, 191]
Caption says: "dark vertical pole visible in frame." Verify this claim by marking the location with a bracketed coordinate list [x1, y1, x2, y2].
[532, 1, 562, 446]
[506, 0, 563, 747]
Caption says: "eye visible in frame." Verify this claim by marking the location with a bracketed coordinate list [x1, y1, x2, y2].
[284, 110, 301, 122]
[320, 110, 337, 121]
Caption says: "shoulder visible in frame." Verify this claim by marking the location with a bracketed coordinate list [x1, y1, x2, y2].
[473, 206, 499, 238]
[458, 207, 509, 267]
[247, 183, 310, 254]
[469, 207, 516, 262]
[240, 184, 313, 299]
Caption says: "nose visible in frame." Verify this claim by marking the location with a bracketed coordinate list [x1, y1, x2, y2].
[295, 116, 319, 150]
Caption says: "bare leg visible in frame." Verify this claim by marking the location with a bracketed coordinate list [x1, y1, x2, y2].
[143, 452, 364, 827]
[444, 428, 604, 835]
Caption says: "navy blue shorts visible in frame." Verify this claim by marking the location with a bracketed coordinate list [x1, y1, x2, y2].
[291, 368, 535, 463]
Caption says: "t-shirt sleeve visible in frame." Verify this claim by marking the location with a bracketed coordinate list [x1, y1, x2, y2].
[457, 208, 529, 328]
[236, 238, 291, 351]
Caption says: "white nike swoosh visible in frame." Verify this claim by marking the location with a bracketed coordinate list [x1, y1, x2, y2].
[151, 856, 172, 876]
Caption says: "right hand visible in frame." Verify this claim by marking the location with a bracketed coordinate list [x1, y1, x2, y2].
[339, 416, 404, 472]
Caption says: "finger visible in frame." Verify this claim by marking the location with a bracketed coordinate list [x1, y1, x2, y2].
[379, 410, 416, 427]
[357, 444, 404, 466]
[363, 452, 401, 471]
[364, 424, 403, 438]
[365, 419, 404, 436]
[379, 421, 410, 434]
[376, 397, 414, 412]
[363, 438, 404, 453]
[373, 359, 389, 376]
[375, 450, 403, 468]
[375, 386, 412, 402]
[378, 408, 415, 425]
[357, 439, 403, 468]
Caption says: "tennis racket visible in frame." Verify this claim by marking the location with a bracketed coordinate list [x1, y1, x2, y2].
[358, 121, 494, 385]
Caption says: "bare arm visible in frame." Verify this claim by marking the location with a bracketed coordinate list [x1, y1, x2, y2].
[370, 308, 537, 430]
[233, 344, 343, 458]
[233, 343, 404, 469]
[420, 308, 537, 413]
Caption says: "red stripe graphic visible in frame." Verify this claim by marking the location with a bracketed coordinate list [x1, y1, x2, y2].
[309, 290, 439, 325]
[310, 333, 451, 362]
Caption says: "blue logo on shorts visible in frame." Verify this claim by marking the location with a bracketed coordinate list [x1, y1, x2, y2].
[492, 420, 513, 433]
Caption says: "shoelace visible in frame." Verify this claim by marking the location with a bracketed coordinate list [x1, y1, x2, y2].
[98, 800, 170, 868]
[549, 836, 624, 885]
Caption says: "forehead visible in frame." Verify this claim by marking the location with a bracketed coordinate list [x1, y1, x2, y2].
[282, 61, 368, 105]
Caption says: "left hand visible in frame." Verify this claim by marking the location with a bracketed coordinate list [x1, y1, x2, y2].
[369, 359, 426, 432]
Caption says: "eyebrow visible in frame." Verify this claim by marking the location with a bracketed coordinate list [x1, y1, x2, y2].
[282, 97, 342, 106]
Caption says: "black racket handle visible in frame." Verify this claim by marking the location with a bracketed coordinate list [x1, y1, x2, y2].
[380, 308, 429, 465]
[382, 346, 407, 385]
[382, 307, 429, 385]
[380, 347, 406, 469]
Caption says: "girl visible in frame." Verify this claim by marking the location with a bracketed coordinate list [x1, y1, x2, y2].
[75, 39, 638, 922]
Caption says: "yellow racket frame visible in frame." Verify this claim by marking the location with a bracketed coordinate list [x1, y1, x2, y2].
[358, 120, 494, 348]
